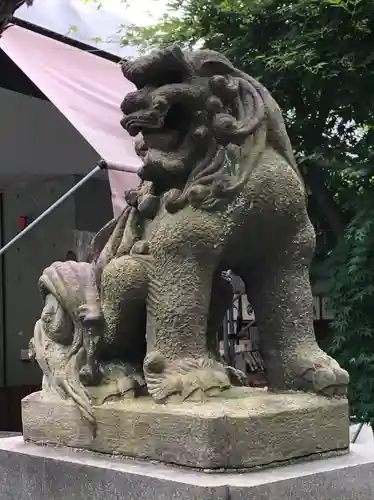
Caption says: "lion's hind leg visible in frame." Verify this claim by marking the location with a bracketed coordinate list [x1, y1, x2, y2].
[242, 218, 349, 397]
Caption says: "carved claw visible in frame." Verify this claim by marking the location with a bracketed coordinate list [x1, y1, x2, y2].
[144, 352, 231, 402]
[88, 363, 148, 405]
[78, 304, 103, 326]
[291, 349, 349, 397]
[224, 365, 248, 387]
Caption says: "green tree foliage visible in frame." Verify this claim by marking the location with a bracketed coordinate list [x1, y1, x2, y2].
[122, 0, 373, 241]
[121, 0, 374, 423]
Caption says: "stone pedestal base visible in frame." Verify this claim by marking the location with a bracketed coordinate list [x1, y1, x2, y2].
[22, 389, 349, 470]
[1, 437, 374, 500]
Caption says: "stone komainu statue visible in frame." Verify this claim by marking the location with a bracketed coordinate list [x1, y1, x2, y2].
[30, 46, 349, 430]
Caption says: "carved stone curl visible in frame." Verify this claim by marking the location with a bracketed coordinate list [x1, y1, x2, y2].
[27, 46, 349, 461]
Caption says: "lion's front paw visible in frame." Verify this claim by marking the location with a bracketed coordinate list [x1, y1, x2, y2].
[144, 352, 231, 402]
[224, 365, 248, 387]
[291, 348, 349, 397]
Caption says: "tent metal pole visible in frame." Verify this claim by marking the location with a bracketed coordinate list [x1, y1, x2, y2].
[351, 422, 364, 444]
[0, 160, 138, 257]
[103, 160, 139, 173]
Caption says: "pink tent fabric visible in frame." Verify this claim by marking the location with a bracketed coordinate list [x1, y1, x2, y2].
[0, 24, 141, 217]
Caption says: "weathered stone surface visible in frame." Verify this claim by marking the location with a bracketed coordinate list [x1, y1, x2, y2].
[0, 437, 228, 500]
[1, 437, 374, 500]
[29, 47, 349, 427]
[228, 444, 374, 500]
[23, 389, 349, 470]
[24, 46, 350, 472]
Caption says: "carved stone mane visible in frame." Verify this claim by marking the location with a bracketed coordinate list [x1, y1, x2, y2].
[120, 46, 303, 213]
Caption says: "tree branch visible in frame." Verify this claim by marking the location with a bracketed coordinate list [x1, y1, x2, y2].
[0, 0, 32, 36]
[302, 162, 345, 243]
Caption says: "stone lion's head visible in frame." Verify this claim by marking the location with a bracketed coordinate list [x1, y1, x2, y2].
[120, 45, 300, 213]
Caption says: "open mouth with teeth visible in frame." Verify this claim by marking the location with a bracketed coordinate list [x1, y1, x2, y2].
[119, 46, 216, 183]
[121, 79, 205, 184]
[120, 46, 198, 157]
[122, 101, 193, 153]
[121, 90, 197, 159]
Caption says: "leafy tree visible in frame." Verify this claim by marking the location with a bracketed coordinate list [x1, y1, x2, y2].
[123, 0, 372, 239]
[120, 0, 374, 425]
[0, 0, 33, 34]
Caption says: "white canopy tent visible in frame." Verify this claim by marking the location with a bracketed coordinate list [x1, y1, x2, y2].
[15, 0, 141, 58]
[1, 21, 142, 216]
[0, 3, 147, 252]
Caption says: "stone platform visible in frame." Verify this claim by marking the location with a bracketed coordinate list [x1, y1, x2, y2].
[1, 437, 374, 500]
[22, 389, 349, 470]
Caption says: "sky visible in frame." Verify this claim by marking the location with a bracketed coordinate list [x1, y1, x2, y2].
[16, 0, 169, 57]
[101, 0, 169, 25]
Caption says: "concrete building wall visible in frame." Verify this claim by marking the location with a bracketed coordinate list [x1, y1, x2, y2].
[1, 176, 75, 386]
[1, 175, 113, 387]
[0, 87, 115, 388]
[0, 87, 99, 177]
[74, 176, 113, 232]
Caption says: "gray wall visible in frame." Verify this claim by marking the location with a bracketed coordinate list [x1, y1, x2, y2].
[1, 175, 113, 387]
[2, 177, 75, 386]
[0, 88, 114, 387]
[74, 175, 113, 232]
[0, 87, 100, 178]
